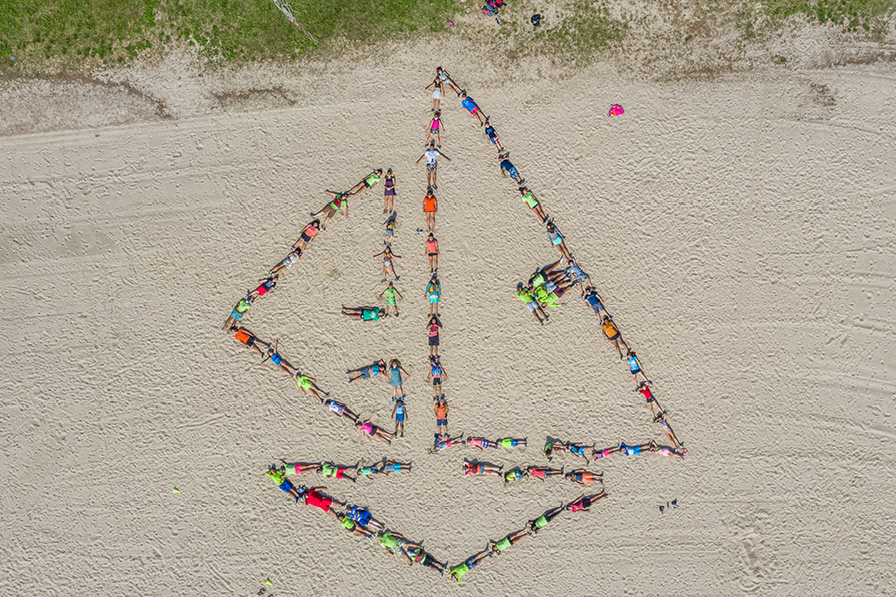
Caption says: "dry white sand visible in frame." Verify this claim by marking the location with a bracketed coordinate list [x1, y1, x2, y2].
[1, 41, 895, 597]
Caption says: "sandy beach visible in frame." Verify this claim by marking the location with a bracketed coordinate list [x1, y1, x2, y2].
[1, 33, 895, 596]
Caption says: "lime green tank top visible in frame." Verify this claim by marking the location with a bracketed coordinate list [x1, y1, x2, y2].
[266, 469, 286, 484]
[366, 172, 381, 185]
[495, 537, 511, 551]
[321, 463, 335, 477]
[535, 515, 548, 529]
[341, 517, 355, 531]
[380, 532, 398, 550]
[385, 288, 396, 300]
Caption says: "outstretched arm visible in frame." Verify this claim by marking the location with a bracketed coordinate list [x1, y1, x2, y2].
[415, 155, 424, 165]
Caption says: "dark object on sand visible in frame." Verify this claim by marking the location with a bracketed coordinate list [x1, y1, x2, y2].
[531, 14, 542, 27]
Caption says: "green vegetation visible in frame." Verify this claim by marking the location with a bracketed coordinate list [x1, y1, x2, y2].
[0, 0, 459, 69]
[764, 0, 895, 35]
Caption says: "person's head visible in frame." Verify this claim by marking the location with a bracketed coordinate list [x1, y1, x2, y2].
[517, 282, 524, 291]
[311, 219, 320, 227]
[567, 257, 575, 265]
[388, 281, 394, 288]
[430, 355, 436, 363]
[397, 398, 404, 405]
[376, 168, 383, 175]
[434, 110, 441, 118]
[430, 315, 437, 324]
[426, 188, 434, 197]
[547, 222, 555, 231]
[628, 350, 636, 357]
[391, 359, 400, 368]
[461, 90, 467, 98]
[602, 315, 610, 323]
[519, 186, 528, 194]
[428, 232, 434, 240]
[437, 66, 443, 74]
[387, 167, 393, 175]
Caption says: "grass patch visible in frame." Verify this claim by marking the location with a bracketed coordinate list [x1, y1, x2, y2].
[0, 0, 459, 69]
[763, 0, 895, 35]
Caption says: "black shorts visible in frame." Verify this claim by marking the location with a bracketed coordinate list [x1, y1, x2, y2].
[245, 337, 255, 347]
[429, 336, 439, 346]
[432, 378, 442, 386]
[300, 232, 313, 242]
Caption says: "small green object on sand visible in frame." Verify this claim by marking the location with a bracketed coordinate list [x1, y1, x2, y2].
[265, 579, 273, 586]
[172, 487, 181, 493]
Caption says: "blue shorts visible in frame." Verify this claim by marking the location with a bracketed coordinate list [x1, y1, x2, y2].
[552, 236, 563, 246]
[428, 295, 440, 304]
[436, 418, 447, 426]
[395, 413, 405, 422]
[357, 510, 372, 526]
[508, 167, 519, 178]
[630, 367, 642, 375]
[391, 463, 402, 472]
[279, 479, 294, 493]
[231, 310, 243, 320]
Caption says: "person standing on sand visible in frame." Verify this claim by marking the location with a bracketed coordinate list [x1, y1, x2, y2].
[426, 110, 445, 147]
[373, 245, 401, 282]
[391, 397, 407, 437]
[379, 281, 403, 317]
[426, 273, 441, 316]
[388, 359, 409, 399]
[434, 397, 449, 436]
[416, 142, 450, 189]
[425, 233, 439, 271]
[423, 189, 438, 232]
[383, 168, 396, 213]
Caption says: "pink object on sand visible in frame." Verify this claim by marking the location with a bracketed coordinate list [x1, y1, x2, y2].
[608, 104, 624, 117]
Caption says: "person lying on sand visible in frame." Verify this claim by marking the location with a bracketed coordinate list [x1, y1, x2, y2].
[341, 306, 386, 321]
[426, 316, 442, 357]
[343, 504, 386, 531]
[434, 398, 449, 435]
[425, 233, 439, 272]
[449, 547, 492, 584]
[279, 461, 322, 476]
[518, 186, 546, 221]
[373, 245, 401, 282]
[269, 247, 302, 276]
[259, 341, 298, 377]
[322, 398, 359, 422]
[303, 487, 344, 514]
[619, 441, 653, 456]
[503, 467, 528, 486]
[592, 444, 621, 460]
[627, 351, 650, 389]
[377, 530, 412, 555]
[222, 297, 252, 330]
[266, 465, 306, 502]
[527, 465, 565, 480]
[320, 461, 357, 483]
[248, 275, 278, 300]
[499, 153, 522, 184]
[436, 66, 462, 96]
[347, 360, 386, 382]
[402, 544, 447, 575]
[430, 432, 465, 454]
[489, 528, 529, 554]
[229, 325, 269, 356]
[653, 410, 682, 448]
[335, 511, 375, 538]
[378, 460, 411, 474]
[517, 284, 549, 325]
[426, 110, 444, 148]
[292, 219, 320, 252]
[383, 169, 396, 213]
[461, 91, 486, 126]
[564, 469, 603, 486]
[463, 460, 503, 477]
[310, 191, 348, 230]
[636, 381, 659, 416]
[295, 373, 328, 400]
[566, 490, 608, 513]
[529, 503, 565, 533]
[533, 283, 564, 308]
[485, 122, 504, 154]
[357, 416, 392, 445]
[546, 221, 572, 260]
[346, 169, 383, 197]
[602, 315, 630, 359]
[583, 287, 609, 320]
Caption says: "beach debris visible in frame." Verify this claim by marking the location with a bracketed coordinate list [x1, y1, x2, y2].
[608, 104, 625, 117]
[265, 579, 274, 586]
[531, 14, 542, 27]
[449, 20, 454, 27]
[172, 487, 181, 493]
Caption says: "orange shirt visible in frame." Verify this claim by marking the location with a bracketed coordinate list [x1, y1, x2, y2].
[602, 321, 619, 339]
[426, 239, 438, 254]
[234, 328, 253, 344]
[423, 196, 437, 212]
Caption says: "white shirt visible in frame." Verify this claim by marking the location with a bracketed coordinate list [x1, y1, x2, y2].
[424, 149, 441, 164]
